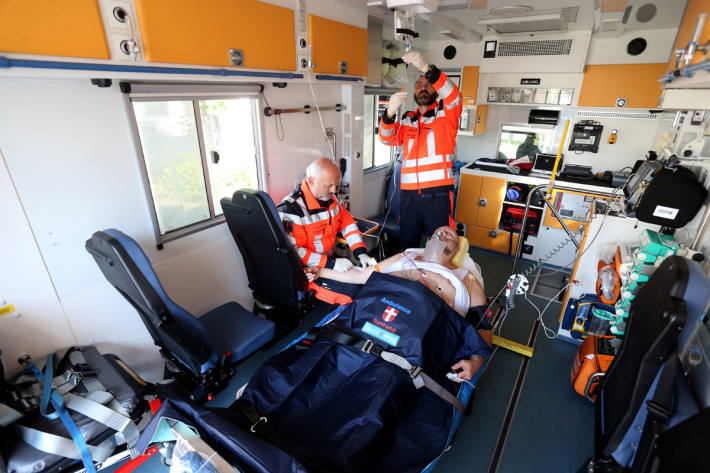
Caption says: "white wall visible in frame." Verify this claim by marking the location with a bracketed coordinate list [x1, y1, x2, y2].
[455, 105, 660, 173]
[0, 75, 353, 379]
[586, 28, 677, 65]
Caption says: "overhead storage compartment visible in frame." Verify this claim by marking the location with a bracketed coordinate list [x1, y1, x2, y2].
[0, 0, 109, 59]
[133, 0, 295, 70]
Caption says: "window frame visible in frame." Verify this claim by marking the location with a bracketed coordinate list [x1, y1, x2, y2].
[495, 121, 557, 162]
[125, 88, 267, 245]
[363, 89, 398, 175]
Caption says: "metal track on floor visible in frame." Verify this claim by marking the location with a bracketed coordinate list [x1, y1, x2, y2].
[486, 317, 541, 473]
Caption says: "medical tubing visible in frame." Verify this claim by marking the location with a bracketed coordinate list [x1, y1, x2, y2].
[306, 49, 336, 162]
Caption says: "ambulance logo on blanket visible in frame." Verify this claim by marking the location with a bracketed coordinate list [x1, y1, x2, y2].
[383, 306, 399, 322]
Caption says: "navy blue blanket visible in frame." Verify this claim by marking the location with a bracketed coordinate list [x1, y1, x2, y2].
[241, 272, 491, 472]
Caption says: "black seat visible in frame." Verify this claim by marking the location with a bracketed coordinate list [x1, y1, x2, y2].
[368, 156, 402, 255]
[85, 229, 275, 400]
[220, 189, 314, 322]
[589, 256, 706, 472]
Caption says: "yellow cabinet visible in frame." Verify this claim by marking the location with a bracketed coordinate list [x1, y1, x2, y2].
[455, 174, 481, 225]
[456, 175, 505, 229]
[473, 105, 488, 135]
[134, 0, 295, 70]
[578, 64, 667, 108]
[476, 176, 506, 229]
[466, 226, 519, 255]
[0, 0, 109, 59]
[667, 0, 710, 71]
[309, 15, 367, 76]
[461, 66, 480, 106]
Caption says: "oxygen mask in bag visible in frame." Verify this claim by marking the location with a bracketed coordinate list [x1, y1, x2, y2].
[421, 237, 446, 264]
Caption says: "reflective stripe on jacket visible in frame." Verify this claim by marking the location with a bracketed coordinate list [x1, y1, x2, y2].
[378, 66, 462, 194]
[277, 178, 366, 268]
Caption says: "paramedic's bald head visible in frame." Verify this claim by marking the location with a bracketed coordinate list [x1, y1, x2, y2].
[306, 158, 340, 201]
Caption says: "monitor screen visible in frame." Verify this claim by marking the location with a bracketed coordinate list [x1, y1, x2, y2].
[533, 153, 564, 173]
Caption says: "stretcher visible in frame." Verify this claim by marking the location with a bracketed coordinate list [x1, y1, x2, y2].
[137, 273, 491, 473]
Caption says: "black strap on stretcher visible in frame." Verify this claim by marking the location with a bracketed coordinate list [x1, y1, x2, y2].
[299, 323, 464, 412]
[232, 399, 347, 473]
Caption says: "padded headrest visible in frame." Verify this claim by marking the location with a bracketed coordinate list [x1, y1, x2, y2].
[451, 236, 469, 268]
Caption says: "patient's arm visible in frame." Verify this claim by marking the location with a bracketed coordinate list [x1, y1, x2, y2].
[307, 253, 406, 284]
[450, 356, 484, 383]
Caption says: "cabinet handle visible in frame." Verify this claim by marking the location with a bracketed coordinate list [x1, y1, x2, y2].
[489, 230, 497, 238]
[479, 198, 487, 207]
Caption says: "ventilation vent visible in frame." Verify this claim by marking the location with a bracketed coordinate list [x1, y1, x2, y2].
[439, 67, 462, 73]
[561, 6, 579, 24]
[576, 111, 658, 120]
[498, 39, 573, 57]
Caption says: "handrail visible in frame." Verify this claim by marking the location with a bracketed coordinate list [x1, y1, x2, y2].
[263, 104, 345, 116]
[510, 183, 621, 274]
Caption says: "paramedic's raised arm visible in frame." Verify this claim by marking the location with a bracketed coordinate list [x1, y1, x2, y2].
[379, 91, 407, 146]
[426, 65, 462, 130]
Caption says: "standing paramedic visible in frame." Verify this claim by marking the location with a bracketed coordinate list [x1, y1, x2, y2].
[277, 158, 377, 273]
[379, 50, 462, 249]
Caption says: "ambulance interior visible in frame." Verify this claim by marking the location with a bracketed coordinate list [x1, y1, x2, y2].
[1, 0, 710, 472]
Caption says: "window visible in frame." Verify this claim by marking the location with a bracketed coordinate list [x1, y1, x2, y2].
[496, 123, 556, 162]
[129, 90, 263, 242]
[363, 92, 394, 171]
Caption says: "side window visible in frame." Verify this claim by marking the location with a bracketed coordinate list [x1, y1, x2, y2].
[363, 93, 393, 171]
[130, 95, 263, 242]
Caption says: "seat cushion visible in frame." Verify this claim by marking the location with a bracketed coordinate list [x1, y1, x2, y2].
[198, 302, 275, 362]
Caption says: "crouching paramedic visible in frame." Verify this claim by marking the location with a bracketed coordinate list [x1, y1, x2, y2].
[379, 50, 462, 249]
[277, 158, 377, 301]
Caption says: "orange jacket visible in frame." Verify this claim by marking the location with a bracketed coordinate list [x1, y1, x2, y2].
[378, 66, 462, 194]
[277, 178, 366, 268]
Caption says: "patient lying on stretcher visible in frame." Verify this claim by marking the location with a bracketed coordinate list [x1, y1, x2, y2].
[305, 225, 492, 382]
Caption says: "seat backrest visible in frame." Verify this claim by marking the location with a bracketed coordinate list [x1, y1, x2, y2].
[220, 189, 308, 311]
[598, 256, 689, 456]
[85, 229, 219, 376]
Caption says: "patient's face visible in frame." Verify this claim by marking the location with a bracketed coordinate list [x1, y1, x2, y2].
[430, 226, 459, 263]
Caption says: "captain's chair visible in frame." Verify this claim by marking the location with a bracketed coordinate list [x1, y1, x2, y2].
[220, 189, 315, 322]
[85, 229, 275, 400]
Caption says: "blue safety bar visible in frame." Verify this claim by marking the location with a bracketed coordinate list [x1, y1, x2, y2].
[0, 56, 304, 79]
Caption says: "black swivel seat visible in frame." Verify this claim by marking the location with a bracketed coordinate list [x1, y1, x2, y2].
[589, 256, 698, 472]
[220, 189, 315, 326]
[85, 229, 275, 400]
[369, 157, 402, 256]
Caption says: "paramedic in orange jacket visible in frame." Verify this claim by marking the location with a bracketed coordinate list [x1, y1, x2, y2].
[379, 50, 462, 249]
[277, 158, 377, 272]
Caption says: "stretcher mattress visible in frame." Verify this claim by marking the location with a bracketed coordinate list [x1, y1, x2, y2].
[241, 272, 491, 472]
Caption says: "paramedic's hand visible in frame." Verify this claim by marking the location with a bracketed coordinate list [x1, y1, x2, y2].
[402, 50, 429, 73]
[358, 254, 377, 268]
[304, 266, 320, 282]
[333, 257, 354, 272]
[450, 356, 484, 383]
[386, 91, 408, 118]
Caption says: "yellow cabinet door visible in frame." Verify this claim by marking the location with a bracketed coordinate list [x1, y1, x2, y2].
[467, 226, 519, 255]
[473, 105, 488, 135]
[461, 66, 479, 106]
[309, 15, 368, 76]
[476, 176, 506, 229]
[578, 64, 667, 108]
[455, 174, 481, 225]
[0, 0, 109, 59]
[134, 0, 295, 70]
[667, 0, 710, 71]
